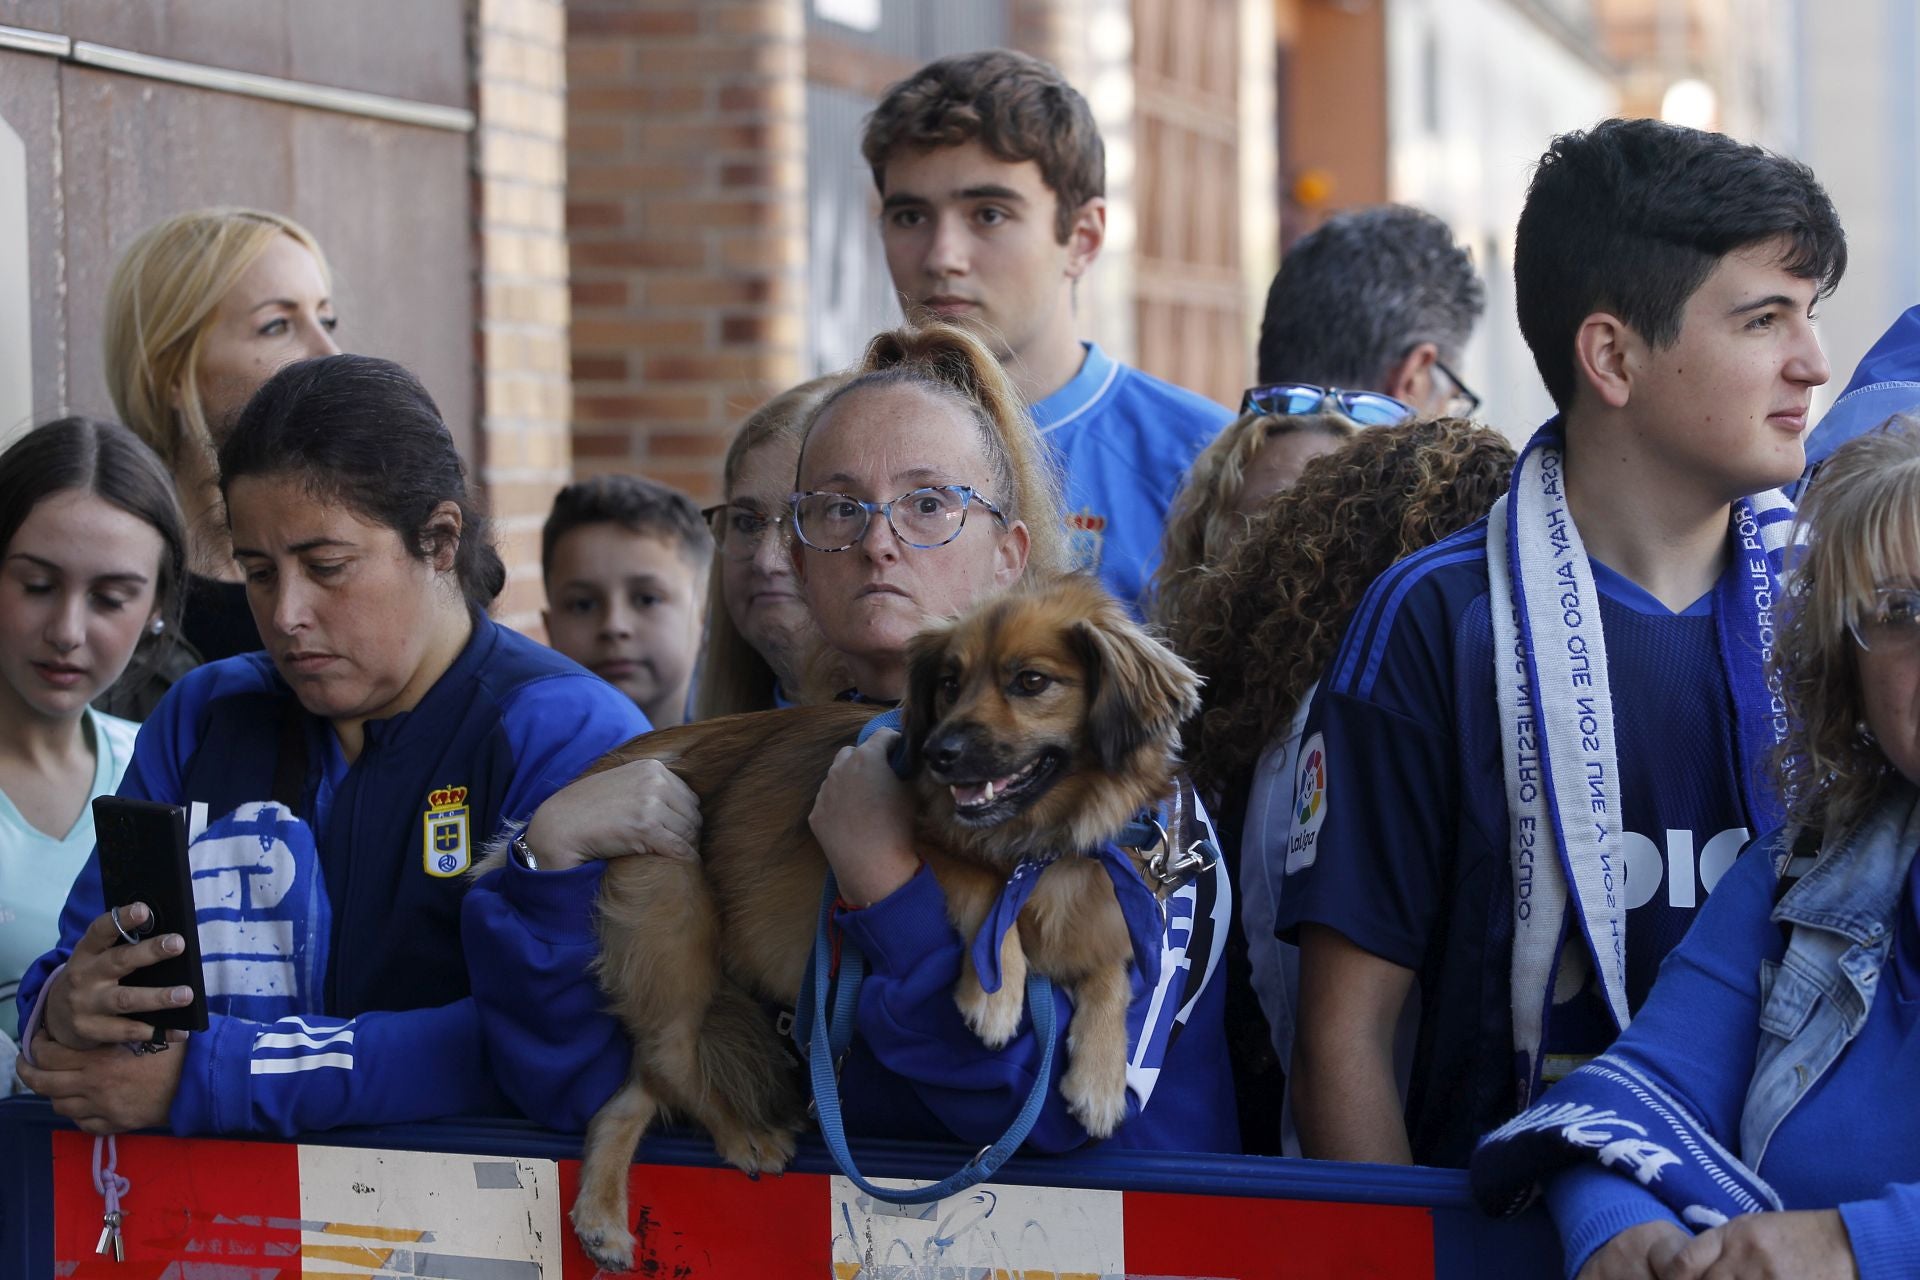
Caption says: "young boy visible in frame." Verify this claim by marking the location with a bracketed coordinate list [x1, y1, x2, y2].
[1277, 118, 1846, 1168]
[860, 50, 1232, 614]
[542, 475, 712, 729]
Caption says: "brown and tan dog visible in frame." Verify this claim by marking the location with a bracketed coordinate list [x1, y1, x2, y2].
[556, 575, 1200, 1272]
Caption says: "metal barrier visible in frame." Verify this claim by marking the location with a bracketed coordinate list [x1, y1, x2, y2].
[0, 1095, 1561, 1277]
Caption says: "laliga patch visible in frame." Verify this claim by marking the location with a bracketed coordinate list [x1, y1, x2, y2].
[422, 785, 471, 878]
[1285, 733, 1328, 874]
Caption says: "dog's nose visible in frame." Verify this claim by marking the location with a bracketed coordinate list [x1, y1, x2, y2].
[926, 731, 967, 773]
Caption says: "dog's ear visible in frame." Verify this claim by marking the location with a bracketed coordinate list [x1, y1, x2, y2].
[895, 622, 952, 778]
[1073, 609, 1202, 773]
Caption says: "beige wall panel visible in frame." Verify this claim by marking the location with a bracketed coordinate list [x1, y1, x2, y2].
[0, 50, 67, 431]
[50, 0, 469, 107]
[56, 67, 474, 452]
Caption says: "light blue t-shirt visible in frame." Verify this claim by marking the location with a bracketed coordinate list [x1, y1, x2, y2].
[0, 707, 140, 1041]
[1030, 343, 1232, 615]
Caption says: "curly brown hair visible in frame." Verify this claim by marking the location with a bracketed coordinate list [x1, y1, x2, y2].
[1771, 417, 1920, 837]
[1169, 417, 1516, 805]
[1148, 410, 1354, 629]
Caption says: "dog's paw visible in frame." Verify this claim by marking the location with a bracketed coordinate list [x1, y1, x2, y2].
[570, 1204, 636, 1274]
[714, 1122, 800, 1177]
[956, 980, 1026, 1050]
[1060, 1056, 1128, 1139]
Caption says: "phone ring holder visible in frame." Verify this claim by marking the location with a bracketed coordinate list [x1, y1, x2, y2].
[109, 906, 151, 946]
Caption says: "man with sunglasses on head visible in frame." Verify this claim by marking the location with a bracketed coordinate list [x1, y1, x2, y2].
[1257, 204, 1486, 420]
[861, 51, 1232, 616]
[1276, 118, 1845, 1175]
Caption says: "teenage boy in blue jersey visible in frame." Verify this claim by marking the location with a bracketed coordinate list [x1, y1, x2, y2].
[861, 50, 1232, 614]
[1276, 118, 1846, 1169]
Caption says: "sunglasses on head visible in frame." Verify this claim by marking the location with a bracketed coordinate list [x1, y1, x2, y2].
[1238, 382, 1417, 427]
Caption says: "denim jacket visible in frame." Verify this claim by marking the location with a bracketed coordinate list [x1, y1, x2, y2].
[1741, 784, 1920, 1165]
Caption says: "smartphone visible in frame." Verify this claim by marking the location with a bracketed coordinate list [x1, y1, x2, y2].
[91, 796, 208, 1033]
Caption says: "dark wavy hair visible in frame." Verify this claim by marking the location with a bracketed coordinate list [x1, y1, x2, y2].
[217, 354, 505, 609]
[1170, 417, 1515, 805]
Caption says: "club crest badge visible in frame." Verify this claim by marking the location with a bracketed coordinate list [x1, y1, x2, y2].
[1067, 508, 1107, 572]
[423, 786, 471, 878]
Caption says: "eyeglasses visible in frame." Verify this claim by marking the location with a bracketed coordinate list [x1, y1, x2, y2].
[1849, 588, 1920, 652]
[701, 502, 787, 560]
[789, 484, 1007, 553]
[1239, 382, 1417, 427]
[1432, 357, 1482, 419]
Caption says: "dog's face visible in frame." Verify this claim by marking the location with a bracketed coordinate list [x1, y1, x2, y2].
[897, 576, 1201, 862]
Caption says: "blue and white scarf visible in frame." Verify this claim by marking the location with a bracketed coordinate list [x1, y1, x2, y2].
[1486, 425, 1794, 1105]
[1472, 1052, 1780, 1225]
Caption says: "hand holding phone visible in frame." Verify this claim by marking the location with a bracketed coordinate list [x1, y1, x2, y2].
[40, 799, 209, 1050]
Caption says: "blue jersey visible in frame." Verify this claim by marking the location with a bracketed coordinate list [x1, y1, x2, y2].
[1275, 519, 1755, 1166]
[463, 783, 1242, 1155]
[1030, 343, 1231, 614]
[16, 615, 648, 1136]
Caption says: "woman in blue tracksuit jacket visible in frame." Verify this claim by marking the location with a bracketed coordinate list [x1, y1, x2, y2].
[464, 324, 1241, 1156]
[15, 355, 648, 1136]
[1490, 426, 1920, 1280]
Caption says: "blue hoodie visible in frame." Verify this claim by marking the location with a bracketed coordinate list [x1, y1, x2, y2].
[15, 616, 648, 1137]
[462, 797, 1242, 1156]
[1799, 304, 1920, 489]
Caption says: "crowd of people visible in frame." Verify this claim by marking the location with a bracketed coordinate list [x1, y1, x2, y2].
[3, 43, 1919, 1279]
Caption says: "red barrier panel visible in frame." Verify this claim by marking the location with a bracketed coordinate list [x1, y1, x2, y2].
[0, 1098, 1562, 1278]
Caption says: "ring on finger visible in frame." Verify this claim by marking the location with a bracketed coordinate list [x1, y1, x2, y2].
[109, 906, 148, 946]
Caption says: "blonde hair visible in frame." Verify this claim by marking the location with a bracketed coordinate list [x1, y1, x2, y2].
[1149, 410, 1354, 629]
[695, 374, 847, 720]
[103, 208, 331, 473]
[1773, 416, 1920, 835]
[799, 322, 1069, 578]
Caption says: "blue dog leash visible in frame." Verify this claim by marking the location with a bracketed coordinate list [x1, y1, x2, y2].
[794, 709, 1059, 1205]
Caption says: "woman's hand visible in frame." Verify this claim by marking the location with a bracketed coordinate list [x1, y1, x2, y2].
[1577, 1220, 1691, 1280]
[521, 758, 703, 871]
[42, 904, 196, 1051]
[16, 1031, 185, 1134]
[810, 729, 919, 905]
[1657, 1210, 1856, 1280]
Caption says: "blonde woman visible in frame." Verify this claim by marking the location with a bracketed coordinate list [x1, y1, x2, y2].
[99, 209, 339, 712]
[694, 375, 844, 719]
[1148, 409, 1354, 631]
[1476, 420, 1920, 1279]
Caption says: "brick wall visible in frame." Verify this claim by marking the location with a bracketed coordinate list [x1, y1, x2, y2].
[474, 0, 573, 632]
[565, 0, 808, 502]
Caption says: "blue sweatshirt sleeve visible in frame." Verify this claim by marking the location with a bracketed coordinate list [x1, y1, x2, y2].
[461, 857, 631, 1130]
[834, 854, 1225, 1153]
[456, 672, 647, 1129]
[169, 1000, 503, 1136]
[1838, 1186, 1920, 1280]
[1541, 839, 1783, 1274]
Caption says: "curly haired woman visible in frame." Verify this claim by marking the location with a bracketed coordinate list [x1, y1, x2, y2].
[1168, 416, 1515, 1153]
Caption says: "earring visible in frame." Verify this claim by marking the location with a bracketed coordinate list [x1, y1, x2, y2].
[147, 618, 166, 637]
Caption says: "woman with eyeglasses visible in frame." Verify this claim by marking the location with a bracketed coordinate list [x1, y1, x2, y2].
[1472, 419, 1920, 1280]
[1148, 382, 1415, 632]
[467, 322, 1241, 1157]
[694, 375, 846, 719]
